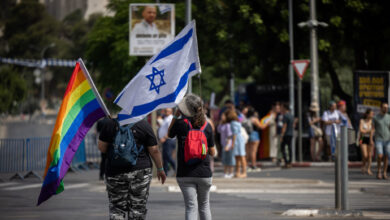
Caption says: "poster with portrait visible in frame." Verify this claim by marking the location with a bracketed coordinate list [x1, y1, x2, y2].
[129, 3, 175, 56]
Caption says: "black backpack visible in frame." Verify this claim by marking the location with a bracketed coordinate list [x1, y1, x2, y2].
[108, 120, 144, 167]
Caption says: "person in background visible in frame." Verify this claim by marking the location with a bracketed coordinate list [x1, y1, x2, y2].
[275, 103, 285, 166]
[96, 117, 112, 180]
[308, 103, 324, 161]
[322, 101, 342, 160]
[245, 107, 270, 171]
[218, 112, 235, 178]
[280, 103, 294, 168]
[359, 108, 374, 175]
[225, 109, 247, 178]
[337, 100, 353, 129]
[268, 102, 281, 163]
[158, 108, 176, 175]
[168, 94, 216, 220]
[373, 102, 390, 180]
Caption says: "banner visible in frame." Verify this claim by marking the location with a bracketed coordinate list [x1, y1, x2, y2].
[354, 70, 390, 115]
[129, 3, 175, 56]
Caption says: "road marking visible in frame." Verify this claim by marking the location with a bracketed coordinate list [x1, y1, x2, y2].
[2, 182, 90, 191]
[66, 183, 89, 189]
[3, 183, 41, 191]
[216, 189, 362, 194]
[0, 182, 20, 188]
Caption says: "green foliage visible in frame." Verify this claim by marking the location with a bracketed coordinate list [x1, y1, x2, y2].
[0, 67, 27, 113]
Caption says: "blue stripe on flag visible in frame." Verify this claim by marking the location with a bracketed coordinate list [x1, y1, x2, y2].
[118, 63, 197, 121]
[151, 28, 193, 64]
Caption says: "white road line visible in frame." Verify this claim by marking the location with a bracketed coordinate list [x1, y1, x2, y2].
[0, 182, 20, 188]
[3, 183, 42, 191]
[2, 183, 90, 191]
[66, 183, 89, 189]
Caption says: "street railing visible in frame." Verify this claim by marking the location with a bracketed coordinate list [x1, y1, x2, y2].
[0, 133, 101, 180]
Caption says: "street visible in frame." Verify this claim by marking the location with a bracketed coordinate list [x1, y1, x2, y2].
[0, 166, 389, 220]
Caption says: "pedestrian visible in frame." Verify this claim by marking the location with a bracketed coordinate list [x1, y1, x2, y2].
[337, 100, 353, 129]
[98, 117, 166, 220]
[168, 94, 216, 220]
[322, 101, 342, 160]
[269, 102, 281, 163]
[217, 112, 235, 178]
[373, 102, 390, 180]
[358, 108, 374, 175]
[158, 108, 177, 175]
[243, 107, 269, 171]
[280, 103, 294, 168]
[96, 117, 112, 180]
[275, 104, 284, 166]
[308, 103, 324, 161]
[225, 109, 247, 178]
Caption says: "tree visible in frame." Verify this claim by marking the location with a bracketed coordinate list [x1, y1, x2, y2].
[0, 66, 27, 113]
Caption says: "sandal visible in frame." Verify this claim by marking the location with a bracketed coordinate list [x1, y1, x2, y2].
[367, 169, 373, 176]
[377, 173, 383, 180]
[383, 173, 388, 180]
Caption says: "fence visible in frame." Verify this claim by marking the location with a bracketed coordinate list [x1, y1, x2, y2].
[0, 133, 101, 180]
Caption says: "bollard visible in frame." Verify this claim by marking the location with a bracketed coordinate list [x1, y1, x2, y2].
[335, 125, 341, 210]
[340, 125, 349, 210]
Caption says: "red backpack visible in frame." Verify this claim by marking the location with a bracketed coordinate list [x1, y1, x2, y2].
[183, 119, 208, 165]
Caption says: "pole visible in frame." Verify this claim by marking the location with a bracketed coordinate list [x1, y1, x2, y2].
[289, 0, 296, 163]
[335, 125, 341, 209]
[288, 0, 294, 116]
[309, 0, 320, 113]
[340, 125, 349, 210]
[298, 79, 302, 162]
[186, 0, 192, 93]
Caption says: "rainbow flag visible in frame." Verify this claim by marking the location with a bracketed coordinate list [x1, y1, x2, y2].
[260, 112, 272, 126]
[37, 59, 109, 205]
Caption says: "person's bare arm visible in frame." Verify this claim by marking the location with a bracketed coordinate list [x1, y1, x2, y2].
[98, 140, 109, 153]
[208, 147, 216, 157]
[252, 117, 268, 130]
[168, 110, 181, 138]
[147, 145, 166, 184]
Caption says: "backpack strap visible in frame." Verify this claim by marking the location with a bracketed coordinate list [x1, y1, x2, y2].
[183, 118, 193, 129]
[200, 121, 208, 131]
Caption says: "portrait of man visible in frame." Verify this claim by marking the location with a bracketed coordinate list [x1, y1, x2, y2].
[129, 4, 175, 56]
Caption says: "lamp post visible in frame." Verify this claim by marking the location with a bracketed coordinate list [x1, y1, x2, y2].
[40, 43, 55, 110]
[298, 0, 327, 115]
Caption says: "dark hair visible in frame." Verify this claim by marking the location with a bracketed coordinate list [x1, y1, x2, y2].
[363, 108, 373, 119]
[190, 105, 205, 128]
[225, 109, 238, 123]
[247, 106, 256, 118]
[225, 99, 233, 105]
[282, 103, 290, 110]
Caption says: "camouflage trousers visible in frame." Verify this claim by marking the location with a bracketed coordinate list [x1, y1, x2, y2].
[105, 168, 152, 220]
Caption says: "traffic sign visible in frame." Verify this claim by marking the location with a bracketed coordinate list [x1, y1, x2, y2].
[291, 60, 310, 80]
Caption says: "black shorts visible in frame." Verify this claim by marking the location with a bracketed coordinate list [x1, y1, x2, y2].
[361, 136, 370, 145]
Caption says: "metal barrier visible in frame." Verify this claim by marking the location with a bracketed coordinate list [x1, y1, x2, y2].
[0, 133, 101, 180]
[0, 139, 25, 173]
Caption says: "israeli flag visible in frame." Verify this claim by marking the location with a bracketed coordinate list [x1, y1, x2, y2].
[114, 20, 201, 125]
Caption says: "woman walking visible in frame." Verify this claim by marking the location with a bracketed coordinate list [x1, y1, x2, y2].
[225, 109, 247, 178]
[169, 94, 216, 220]
[308, 103, 324, 161]
[359, 109, 374, 175]
[217, 112, 235, 178]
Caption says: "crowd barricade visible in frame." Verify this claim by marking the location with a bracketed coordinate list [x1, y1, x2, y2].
[24, 137, 50, 180]
[0, 139, 25, 179]
[0, 132, 101, 181]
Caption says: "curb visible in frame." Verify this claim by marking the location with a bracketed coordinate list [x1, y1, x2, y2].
[282, 209, 363, 217]
[213, 161, 365, 168]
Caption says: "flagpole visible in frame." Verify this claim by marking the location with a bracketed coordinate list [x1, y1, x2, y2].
[78, 58, 111, 117]
[186, 0, 192, 93]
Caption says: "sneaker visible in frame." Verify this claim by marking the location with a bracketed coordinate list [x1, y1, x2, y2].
[224, 174, 230, 179]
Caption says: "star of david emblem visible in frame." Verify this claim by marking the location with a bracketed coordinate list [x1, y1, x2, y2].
[146, 67, 166, 94]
